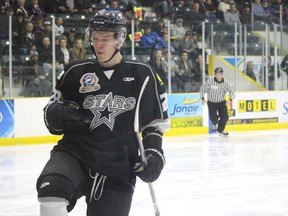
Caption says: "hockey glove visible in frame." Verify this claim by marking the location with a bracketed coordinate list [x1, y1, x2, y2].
[44, 100, 82, 135]
[134, 148, 165, 183]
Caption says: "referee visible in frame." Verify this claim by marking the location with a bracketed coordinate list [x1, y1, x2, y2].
[200, 67, 235, 136]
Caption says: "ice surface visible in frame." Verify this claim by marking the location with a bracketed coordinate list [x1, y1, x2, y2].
[1, 129, 288, 216]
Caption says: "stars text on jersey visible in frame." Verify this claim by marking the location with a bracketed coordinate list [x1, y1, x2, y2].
[83, 92, 136, 130]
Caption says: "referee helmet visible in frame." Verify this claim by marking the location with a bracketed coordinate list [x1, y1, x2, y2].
[214, 67, 224, 74]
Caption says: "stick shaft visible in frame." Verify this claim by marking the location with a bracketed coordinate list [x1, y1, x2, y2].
[134, 76, 160, 216]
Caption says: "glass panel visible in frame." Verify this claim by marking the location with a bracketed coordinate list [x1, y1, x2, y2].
[1, 13, 288, 98]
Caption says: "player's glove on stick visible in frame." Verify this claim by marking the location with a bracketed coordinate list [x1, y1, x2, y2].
[44, 100, 82, 135]
[134, 148, 165, 183]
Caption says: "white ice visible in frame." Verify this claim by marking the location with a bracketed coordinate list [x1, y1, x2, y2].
[1, 129, 288, 216]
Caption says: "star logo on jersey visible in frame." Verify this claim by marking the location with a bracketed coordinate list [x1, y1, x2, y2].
[89, 102, 125, 131]
[83, 92, 136, 131]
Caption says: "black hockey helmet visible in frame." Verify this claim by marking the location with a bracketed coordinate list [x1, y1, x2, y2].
[87, 9, 127, 45]
[214, 67, 224, 74]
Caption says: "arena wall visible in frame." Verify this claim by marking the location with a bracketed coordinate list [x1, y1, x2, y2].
[1, 91, 288, 145]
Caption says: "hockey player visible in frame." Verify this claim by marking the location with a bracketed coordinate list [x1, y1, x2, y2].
[36, 9, 170, 216]
[200, 67, 235, 136]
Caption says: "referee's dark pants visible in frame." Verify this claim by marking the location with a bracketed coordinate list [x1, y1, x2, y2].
[207, 100, 229, 132]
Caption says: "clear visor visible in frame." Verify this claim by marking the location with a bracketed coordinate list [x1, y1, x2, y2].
[91, 31, 116, 44]
[85, 29, 125, 48]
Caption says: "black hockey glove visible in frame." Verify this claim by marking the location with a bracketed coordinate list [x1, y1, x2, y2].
[44, 100, 82, 135]
[134, 148, 165, 183]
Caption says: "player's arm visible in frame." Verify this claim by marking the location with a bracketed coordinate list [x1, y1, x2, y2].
[226, 80, 235, 100]
[134, 67, 170, 183]
[200, 79, 210, 104]
[43, 68, 82, 135]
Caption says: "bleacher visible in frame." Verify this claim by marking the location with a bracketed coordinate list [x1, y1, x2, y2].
[1, 0, 288, 97]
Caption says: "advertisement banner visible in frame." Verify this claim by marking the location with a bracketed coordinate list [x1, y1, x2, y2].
[227, 91, 288, 125]
[0, 99, 14, 138]
[168, 94, 203, 128]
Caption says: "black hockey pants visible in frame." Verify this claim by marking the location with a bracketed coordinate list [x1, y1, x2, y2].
[207, 100, 229, 132]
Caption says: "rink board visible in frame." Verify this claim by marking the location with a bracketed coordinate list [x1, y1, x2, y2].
[0, 91, 288, 145]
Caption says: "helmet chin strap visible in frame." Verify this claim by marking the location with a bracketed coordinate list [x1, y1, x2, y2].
[102, 48, 119, 63]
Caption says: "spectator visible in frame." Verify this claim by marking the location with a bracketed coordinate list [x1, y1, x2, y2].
[65, 0, 78, 13]
[0, 7, 19, 41]
[244, 61, 257, 81]
[27, 0, 45, 19]
[37, 36, 52, 78]
[178, 50, 193, 92]
[35, 20, 53, 46]
[123, 2, 135, 25]
[185, 2, 207, 33]
[118, 0, 138, 7]
[43, 0, 68, 14]
[107, 0, 124, 12]
[283, 6, 288, 24]
[192, 53, 208, 85]
[33, 15, 44, 34]
[54, 16, 65, 37]
[12, 9, 26, 43]
[154, 0, 172, 18]
[171, 18, 186, 50]
[174, 0, 193, 8]
[18, 20, 36, 55]
[149, 49, 168, 87]
[152, 18, 166, 37]
[240, 5, 252, 24]
[162, 52, 184, 92]
[198, 0, 208, 15]
[64, 27, 79, 49]
[261, 0, 279, 23]
[13, 0, 29, 19]
[74, 0, 93, 14]
[204, 0, 218, 20]
[213, 31, 225, 54]
[172, 0, 189, 21]
[127, 19, 143, 42]
[19, 51, 52, 97]
[177, 30, 195, 67]
[272, 0, 283, 17]
[139, 24, 167, 51]
[1, 0, 13, 14]
[171, 18, 186, 40]
[252, 0, 278, 23]
[162, 31, 176, 53]
[218, 0, 230, 13]
[69, 38, 87, 61]
[57, 36, 70, 66]
[217, 0, 230, 20]
[280, 53, 288, 77]
[259, 56, 280, 90]
[224, 3, 241, 24]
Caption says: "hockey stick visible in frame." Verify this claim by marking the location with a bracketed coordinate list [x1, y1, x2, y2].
[134, 76, 160, 216]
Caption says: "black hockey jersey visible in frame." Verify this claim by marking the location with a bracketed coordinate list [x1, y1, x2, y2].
[46, 58, 170, 181]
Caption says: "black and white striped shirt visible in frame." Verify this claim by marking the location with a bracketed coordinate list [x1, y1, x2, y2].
[200, 77, 235, 103]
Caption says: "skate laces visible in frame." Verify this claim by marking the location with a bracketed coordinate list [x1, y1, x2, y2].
[89, 169, 107, 202]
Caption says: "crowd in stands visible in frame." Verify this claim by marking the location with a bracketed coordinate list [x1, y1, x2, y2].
[0, 0, 287, 96]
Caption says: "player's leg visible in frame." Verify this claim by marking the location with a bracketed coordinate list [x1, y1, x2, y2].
[85, 174, 135, 216]
[217, 101, 229, 133]
[207, 101, 218, 129]
[36, 151, 87, 215]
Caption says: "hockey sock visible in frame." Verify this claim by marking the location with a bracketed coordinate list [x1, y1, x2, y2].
[39, 197, 68, 216]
